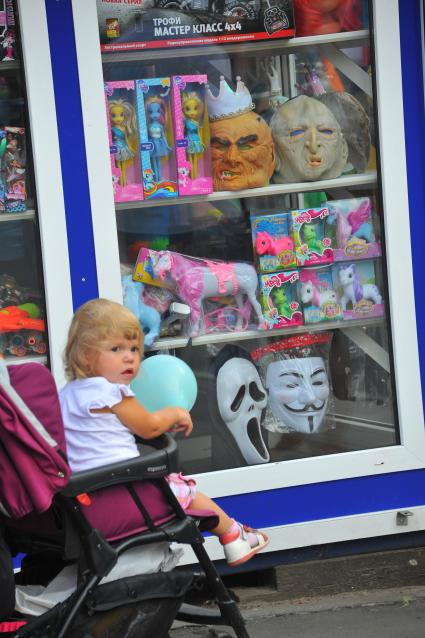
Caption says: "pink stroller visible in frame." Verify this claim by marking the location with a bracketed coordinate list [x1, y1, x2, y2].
[0, 360, 250, 637]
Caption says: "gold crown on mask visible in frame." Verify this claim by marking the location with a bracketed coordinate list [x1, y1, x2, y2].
[206, 76, 255, 121]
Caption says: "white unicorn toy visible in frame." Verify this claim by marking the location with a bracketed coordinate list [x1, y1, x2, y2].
[338, 263, 382, 310]
[299, 270, 338, 308]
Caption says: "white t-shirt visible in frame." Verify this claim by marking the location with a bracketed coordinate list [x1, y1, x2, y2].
[59, 377, 139, 473]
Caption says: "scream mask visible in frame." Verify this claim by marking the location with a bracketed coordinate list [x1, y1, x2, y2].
[265, 356, 329, 434]
[216, 357, 269, 465]
[270, 94, 348, 183]
[210, 111, 275, 191]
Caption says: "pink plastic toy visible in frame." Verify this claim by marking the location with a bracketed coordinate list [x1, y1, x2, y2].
[149, 250, 265, 336]
[255, 231, 294, 256]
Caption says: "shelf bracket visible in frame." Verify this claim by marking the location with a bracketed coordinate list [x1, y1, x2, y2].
[340, 326, 390, 373]
[321, 44, 373, 97]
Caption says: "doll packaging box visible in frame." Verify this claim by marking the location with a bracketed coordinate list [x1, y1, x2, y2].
[104, 81, 144, 203]
[251, 211, 297, 273]
[136, 77, 178, 201]
[259, 270, 303, 330]
[0, 127, 26, 213]
[332, 260, 384, 321]
[171, 75, 212, 197]
[326, 197, 381, 262]
[97, 0, 295, 53]
[299, 266, 342, 324]
[0, 1, 16, 62]
[292, 206, 334, 267]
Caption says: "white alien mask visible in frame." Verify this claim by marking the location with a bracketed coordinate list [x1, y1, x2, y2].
[217, 357, 270, 464]
[265, 356, 330, 434]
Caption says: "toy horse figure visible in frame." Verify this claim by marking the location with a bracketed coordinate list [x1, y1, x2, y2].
[337, 199, 375, 248]
[152, 251, 265, 336]
[122, 275, 161, 347]
[338, 264, 382, 310]
[299, 271, 337, 308]
[255, 231, 294, 256]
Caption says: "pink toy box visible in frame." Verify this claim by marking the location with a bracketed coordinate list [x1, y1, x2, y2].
[292, 206, 334, 267]
[251, 211, 296, 273]
[326, 197, 381, 262]
[0, 127, 26, 213]
[299, 267, 342, 324]
[171, 75, 212, 197]
[332, 260, 384, 321]
[135, 77, 178, 201]
[104, 81, 143, 203]
[259, 270, 303, 330]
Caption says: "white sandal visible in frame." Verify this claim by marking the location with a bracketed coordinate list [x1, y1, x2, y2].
[220, 523, 269, 567]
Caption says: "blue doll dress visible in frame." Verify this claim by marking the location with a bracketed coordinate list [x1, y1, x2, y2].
[111, 126, 134, 161]
[149, 122, 170, 158]
[185, 119, 205, 154]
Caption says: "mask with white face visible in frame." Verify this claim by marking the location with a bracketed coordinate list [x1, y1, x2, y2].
[217, 357, 270, 464]
[265, 356, 330, 434]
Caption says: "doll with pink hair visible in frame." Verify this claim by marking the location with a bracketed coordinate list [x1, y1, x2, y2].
[294, 0, 363, 37]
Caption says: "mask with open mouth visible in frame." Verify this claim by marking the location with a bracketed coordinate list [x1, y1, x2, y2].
[270, 94, 348, 184]
[252, 332, 334, 434]
[216, 356, 270, 465]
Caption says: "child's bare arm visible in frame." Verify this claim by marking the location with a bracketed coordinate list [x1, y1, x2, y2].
[111, 396, 193, 439]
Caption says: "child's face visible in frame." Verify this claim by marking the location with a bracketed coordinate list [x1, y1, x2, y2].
[88, 335, 142, 385]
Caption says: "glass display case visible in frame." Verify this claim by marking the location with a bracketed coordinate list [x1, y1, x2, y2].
[72, 0, 425, 556]
[0, 1, 49, 363]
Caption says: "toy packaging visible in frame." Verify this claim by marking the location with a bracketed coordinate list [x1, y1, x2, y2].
[0, 127, 26, 213]
[299, 266, 342, 324]
[326, 197, 381, 262]
[104, 81, 143, 203]
[251, 211, 297, 273]
[292, 206, 334, 267]
[171, 75, 212, 197]
[259, 270, 303, 329]
[133, 247, 265, 337]
[97, 0, 295, 52]
[333, 260, 384, 321]
[136, 78, 178, 201]
[0, 1, 16, 62]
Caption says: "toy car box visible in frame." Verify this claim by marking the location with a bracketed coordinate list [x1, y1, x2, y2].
[97, 0, 295, 52]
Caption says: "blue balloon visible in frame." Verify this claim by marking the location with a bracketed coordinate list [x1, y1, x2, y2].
[131, 354, 198, 412]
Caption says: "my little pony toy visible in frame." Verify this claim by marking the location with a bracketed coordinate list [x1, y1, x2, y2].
[122, 275, 161, 348]
[337, 199, 375, 248]
[338, 263, 382, 310]
[151, 250, 265, 337]
[255, 231, 294, 257]
[299, 271, 337, 308]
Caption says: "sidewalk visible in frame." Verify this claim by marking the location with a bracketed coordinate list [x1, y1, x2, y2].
[170, 585, 425, 637]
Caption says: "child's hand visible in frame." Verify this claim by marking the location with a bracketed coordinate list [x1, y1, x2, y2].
[169, 409, 193, 437]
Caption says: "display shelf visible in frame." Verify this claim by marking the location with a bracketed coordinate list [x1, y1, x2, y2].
[116, 171, 377, 212]
[101, 29, 369, 65]
[0, 60, 19, 71]
[150, 315, 384, 351]
[0, 209, 35, 222]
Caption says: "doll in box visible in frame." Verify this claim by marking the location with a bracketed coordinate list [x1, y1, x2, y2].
[136, 78, 178, 200]
[292, 206, 334, 267]
[105, 82, 143, 202]
[251, 211, 296, 273]
[172, 75, 212, 196]
[326, 197, 381, 261]
[299, 267, 342, 323]
[260, 270, 303, 330]
[334, 261, 383, 320]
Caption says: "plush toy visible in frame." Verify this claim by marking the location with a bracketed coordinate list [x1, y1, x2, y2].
[121, 274, 161, 348]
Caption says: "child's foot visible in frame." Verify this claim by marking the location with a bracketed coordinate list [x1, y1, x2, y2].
[219, 521, 269, 567]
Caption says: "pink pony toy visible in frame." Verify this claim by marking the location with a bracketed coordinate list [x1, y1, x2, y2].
[336, 199, 375, 247]
[299, 269, 337, 307]
[151, 250, 265, 336]
[255, 231, 294, 256]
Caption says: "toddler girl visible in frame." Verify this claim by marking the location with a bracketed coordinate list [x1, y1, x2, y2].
[59, 298, 269, 567]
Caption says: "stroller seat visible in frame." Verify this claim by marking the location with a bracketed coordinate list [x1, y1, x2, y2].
[0, 360, 250, 638]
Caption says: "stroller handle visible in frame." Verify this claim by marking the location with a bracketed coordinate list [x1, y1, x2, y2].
[61, 433, 179, 497]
